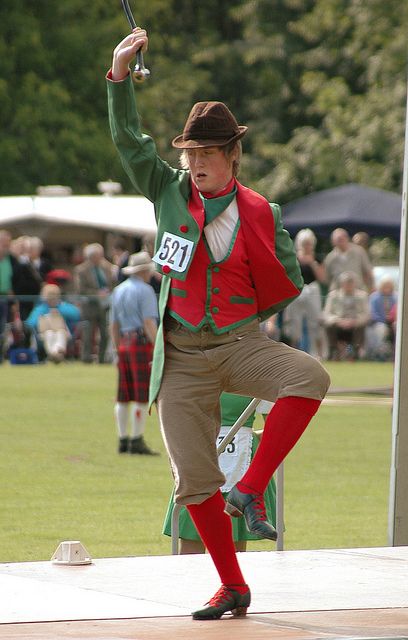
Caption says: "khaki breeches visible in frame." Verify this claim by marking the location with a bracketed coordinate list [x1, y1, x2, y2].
[157, 319, 330, 505]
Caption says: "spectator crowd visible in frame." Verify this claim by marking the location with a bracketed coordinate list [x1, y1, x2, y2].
[0, 230, 161, 365]
[0, 226, 397, 365]
[281, 227, 397, 362]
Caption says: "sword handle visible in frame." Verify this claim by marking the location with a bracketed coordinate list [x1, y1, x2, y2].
[120, 0, 150, 83]
[132, 49, 151, 83]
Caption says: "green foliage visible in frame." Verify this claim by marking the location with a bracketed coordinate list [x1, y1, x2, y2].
[0, 0, 125, 194]
[0, 0, 406, 200]
[245, 0, 407, 201]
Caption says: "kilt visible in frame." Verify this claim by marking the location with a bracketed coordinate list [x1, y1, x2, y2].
[117, 332, 153, 403]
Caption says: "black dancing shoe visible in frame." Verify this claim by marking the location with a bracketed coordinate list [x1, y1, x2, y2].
[129, 436, 159, 456]
[192, 584, 251, 620]
[225, 484, 277, 541]
[118, 437, 129, 453]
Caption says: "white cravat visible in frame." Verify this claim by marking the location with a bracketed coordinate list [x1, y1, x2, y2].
[203, 198, 239, 262]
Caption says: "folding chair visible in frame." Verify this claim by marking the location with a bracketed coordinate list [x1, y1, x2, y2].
[171, 398, 284, 554]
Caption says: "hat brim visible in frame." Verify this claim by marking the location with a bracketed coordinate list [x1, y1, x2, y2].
[122, 262, 155, 275]
[171, 126, 247, 149]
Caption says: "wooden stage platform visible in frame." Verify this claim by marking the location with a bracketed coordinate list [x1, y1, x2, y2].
[0, 546, 407, 639]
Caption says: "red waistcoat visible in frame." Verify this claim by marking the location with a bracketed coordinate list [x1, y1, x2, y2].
[167, 180, 300, 333]
[168, 223, 258, 332]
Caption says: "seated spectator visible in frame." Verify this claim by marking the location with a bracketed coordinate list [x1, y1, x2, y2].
[322, 271, 370, 360]
[365, 276, 397, 361]
[25, 284, 81, 362]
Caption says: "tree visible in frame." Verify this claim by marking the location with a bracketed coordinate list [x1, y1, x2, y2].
[238, 0, 407, 202]
[0, 0, 406, 202]
[0, 0, 125, 194]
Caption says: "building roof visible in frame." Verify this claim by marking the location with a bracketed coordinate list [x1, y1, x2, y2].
[0, 195, 157, 235]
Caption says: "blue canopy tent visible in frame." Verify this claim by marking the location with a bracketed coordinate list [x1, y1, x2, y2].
[281, 183, 402, 240]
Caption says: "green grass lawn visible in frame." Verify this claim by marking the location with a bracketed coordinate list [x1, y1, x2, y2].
[0, 360, 394, 562]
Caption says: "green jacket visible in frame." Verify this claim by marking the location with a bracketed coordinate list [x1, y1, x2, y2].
[107, 75, 302, 405]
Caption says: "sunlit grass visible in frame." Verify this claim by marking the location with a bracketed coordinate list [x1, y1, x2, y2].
[0, 360, 394, 561]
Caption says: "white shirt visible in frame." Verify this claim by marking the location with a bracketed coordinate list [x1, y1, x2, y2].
[203, 198, 239, 262]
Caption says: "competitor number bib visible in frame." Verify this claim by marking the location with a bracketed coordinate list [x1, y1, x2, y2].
[153, 232, 194, 273]
[218, 426, 253, 493]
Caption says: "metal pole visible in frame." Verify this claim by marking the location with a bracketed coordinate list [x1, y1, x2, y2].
[216, 398, 262, 455]
[388, 77, 408, 545]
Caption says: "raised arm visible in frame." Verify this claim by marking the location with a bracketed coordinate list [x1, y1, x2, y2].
[107, 28, 179, 202]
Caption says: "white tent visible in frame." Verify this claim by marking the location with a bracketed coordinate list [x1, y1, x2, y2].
[0, 195, 157, 236]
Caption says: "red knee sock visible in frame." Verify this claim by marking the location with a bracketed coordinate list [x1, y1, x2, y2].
[187, 490, 247, 592]
[238, 396, 321, 495]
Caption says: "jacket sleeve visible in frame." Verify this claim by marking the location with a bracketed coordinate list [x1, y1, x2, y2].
[107, 74, 179, 203]
[271, 204, 303, 294]
[24, 305, 43, 330]
[60, 302, 81, 324]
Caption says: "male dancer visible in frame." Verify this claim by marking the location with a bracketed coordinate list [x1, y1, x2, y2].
[107, 28, 330, 620]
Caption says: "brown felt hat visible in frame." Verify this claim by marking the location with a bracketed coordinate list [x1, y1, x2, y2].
[172, 101, 248, 149]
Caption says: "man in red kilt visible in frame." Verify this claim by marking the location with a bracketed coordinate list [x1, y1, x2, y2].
[110, 251, 159, 455]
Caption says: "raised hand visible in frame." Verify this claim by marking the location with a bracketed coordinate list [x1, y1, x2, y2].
[112, 28, 148, 81]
